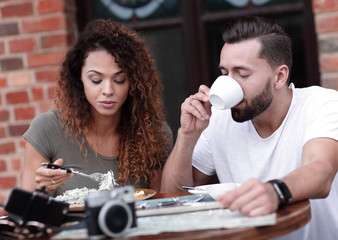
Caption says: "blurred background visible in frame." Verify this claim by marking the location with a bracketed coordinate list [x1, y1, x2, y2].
[1, 0, 338, 202]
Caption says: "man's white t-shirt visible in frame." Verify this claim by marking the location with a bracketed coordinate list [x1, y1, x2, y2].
[192, 84, 338, 240]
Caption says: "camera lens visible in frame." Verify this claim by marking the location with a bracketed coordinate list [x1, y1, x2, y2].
[98, 200, 132, 237]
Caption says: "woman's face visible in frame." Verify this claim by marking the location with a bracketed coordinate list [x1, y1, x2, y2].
[81, 50, 130, 118]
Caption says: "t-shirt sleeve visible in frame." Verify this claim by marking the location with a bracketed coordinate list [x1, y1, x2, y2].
[192, 126, 216, 176]
[303, 89, 338, 144]
[23, 110, 62, 161]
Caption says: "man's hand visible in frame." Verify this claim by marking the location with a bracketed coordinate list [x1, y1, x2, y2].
[180, 85, 212, 135]
[217, 178, 280, 217]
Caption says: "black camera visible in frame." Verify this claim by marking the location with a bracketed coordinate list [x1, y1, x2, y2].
[4, 187, 69, 226]
[85, 186, 137, 238]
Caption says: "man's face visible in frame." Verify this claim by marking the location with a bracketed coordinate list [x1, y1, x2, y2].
[219, 39, 276, 122]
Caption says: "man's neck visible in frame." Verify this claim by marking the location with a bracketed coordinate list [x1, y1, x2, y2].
[252, 87, 292, 138]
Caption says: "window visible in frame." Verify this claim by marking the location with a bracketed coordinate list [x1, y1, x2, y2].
[76, 0, 319, 138]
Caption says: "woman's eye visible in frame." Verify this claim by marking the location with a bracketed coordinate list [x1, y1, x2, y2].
[90, 77, 102, 84]
[114, 78, 126, 84]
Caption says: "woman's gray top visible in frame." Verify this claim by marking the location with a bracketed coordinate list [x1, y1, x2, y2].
[23, 109, 173, 196]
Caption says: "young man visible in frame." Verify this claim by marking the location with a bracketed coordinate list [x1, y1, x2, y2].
[161, 16, 338, 240]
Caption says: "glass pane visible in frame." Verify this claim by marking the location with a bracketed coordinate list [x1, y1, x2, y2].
[93, 0, 179, 23]
[206, 14, 307, 88]
[205, 0, 301, 12]
[142, 27, 187, 139]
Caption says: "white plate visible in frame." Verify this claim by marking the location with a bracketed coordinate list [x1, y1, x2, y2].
[188, 185, 208, 195]
[188, 183, 241, 196]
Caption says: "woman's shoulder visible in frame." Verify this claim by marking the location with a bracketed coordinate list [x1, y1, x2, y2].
[28, 109, 62, 131]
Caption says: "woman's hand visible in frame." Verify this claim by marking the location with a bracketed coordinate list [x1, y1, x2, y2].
[180, 85, 212, 135]
[35, 159, 73, 194]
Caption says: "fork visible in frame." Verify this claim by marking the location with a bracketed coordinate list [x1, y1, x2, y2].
[41, 162, 105, 182]
[157, 195, 206, 207]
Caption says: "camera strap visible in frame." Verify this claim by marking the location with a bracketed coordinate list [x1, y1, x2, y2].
[51, 215, 87, 233]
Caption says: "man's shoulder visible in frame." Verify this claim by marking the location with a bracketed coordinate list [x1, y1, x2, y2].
[293, 85, 338, 105]
[295, 85, 338, 97]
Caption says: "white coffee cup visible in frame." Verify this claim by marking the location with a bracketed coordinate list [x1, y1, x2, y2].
[209, 76, 243, 110]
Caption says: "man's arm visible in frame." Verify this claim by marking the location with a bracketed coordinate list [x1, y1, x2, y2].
[161, 128, 214, 192]
[283, 137, 338, 201]
[218, 137, 338, 217]
[161, 85, 213, 192]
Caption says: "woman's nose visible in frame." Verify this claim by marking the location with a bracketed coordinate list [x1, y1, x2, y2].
[102, 81, 114, 96]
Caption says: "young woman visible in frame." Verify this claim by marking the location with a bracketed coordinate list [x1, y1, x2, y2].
[21, 19, 172, 196]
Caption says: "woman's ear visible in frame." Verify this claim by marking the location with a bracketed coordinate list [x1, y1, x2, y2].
[274, 65, 289, 89]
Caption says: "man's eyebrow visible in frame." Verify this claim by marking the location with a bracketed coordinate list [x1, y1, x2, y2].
[218, 65, 251, 71]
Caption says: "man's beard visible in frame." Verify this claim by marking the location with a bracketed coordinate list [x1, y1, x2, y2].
[231, 80, 273, 123]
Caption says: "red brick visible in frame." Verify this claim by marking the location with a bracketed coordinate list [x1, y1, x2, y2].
[0, 126, 5, 138]
[0, 142, 15, 154]
[0, 41, 4, 54]
[38, 0, 64, 14]
[9, 124, 29, 136]
[32, 87, 44, 100]
[0, 58, 23, 71]
[6, 91, 29, 104]
[22, 16, 66, 33]
[41, 32, 75, 48]
[316, 15, 338, 33]
[0, 77, 7, 87]
[0, 176, 17, 188]
[47, 85, 56, 99]
[27, 51, 65, 68]
[313, 0, 338, 13]
[36, 68, 58, 82]
[1, 2, 33, 18]
[14, 106, 35, 120]
[319, 54, 338, 72]
[9, 37, 37, 53]
[0, 109, 9, 121]
[11, 157, 21, 171]
[0, 22, 19, 37]
[39, 101, 54, 113]
[0, 159, 6, 171]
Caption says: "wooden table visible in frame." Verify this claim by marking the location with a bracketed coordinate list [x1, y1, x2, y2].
[0, 192, 311, 240]
[125, 192, 311, 240]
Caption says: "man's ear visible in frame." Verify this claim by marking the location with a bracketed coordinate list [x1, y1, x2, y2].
[274, 65, 289, 89]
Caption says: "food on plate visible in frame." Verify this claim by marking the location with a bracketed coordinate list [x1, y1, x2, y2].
[55, 170, 118, 205]
[134, 190, 145, 200]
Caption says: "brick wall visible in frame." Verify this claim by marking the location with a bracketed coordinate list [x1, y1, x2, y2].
[0, 0, 77, 203]
[313, 0, 338, 89]
[0, 0, 338, 205]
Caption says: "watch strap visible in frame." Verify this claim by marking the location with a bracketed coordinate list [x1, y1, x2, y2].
[267, 179, 292, 207]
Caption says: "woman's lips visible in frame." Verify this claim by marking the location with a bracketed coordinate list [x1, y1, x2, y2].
[99, 101, 116, 108]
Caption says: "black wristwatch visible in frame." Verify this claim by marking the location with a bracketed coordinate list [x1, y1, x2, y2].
[267, 179, 292, 207]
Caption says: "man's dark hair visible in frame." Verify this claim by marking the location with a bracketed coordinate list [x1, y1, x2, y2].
[222, 16, 292, 73]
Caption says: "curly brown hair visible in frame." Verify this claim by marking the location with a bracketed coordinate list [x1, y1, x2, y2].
[54, 18, 170, 185]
